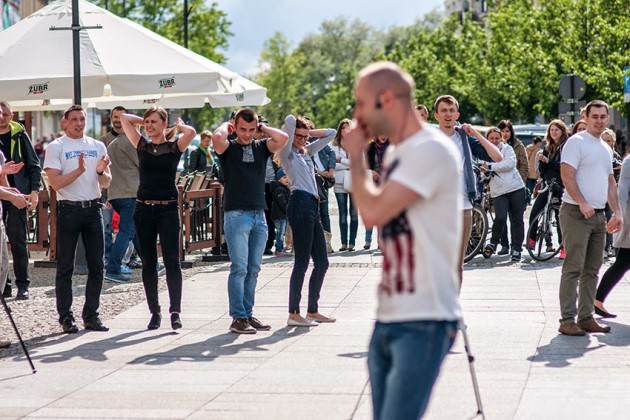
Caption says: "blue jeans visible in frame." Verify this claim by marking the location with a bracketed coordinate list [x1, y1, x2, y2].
[287, 191, 329, 314]
[106, 198, 136, 274]
[224, 209, 268, 319]
[102, 206, 113, 264]
[55, 204, 105, 323]
[274, 218, 288, 252]
[134, 202, 182, 314]
[335, 192, 358, 246]
[319, 200, 331, 233]
[368, 320, 458, 420]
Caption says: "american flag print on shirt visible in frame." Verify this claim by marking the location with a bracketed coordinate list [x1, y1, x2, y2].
[378, 158, 415, 296]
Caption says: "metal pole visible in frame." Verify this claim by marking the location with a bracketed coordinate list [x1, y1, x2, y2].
[184, 0, 189, 49]
[570, 70, 575, 124]
[72, 0, 81, 105]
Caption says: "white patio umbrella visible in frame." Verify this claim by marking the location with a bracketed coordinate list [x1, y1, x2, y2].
[0, 0, 270, 111]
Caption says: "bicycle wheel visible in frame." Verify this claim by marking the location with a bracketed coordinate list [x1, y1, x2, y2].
[526, 206, 562, 261]
[464, 205, 488, 262]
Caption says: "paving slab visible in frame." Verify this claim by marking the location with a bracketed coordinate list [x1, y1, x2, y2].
[1, 243, 629, 419]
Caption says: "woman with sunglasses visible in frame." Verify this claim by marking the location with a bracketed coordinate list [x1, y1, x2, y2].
[278, 115, 336, 327]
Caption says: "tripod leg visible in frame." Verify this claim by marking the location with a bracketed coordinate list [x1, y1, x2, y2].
[0, 295, 36, 374]
[459, 319, 484, 420]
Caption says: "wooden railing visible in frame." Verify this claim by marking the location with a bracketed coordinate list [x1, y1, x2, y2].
[29, 172, 224, 263]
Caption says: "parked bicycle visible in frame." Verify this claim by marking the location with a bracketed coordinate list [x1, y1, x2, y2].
[526, 178, 563, 261]
[464, 163, 493, 262]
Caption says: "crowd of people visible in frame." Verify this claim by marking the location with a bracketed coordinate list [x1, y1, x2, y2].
[0, 59, 629, 418]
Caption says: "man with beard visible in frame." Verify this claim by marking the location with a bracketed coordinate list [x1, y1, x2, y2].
[103, 106, 141, 283]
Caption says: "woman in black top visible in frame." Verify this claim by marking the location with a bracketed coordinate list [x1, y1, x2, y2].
[363, 135, 390, 249]
[528, 119, 568, 257]
[120, 107, 196, 330]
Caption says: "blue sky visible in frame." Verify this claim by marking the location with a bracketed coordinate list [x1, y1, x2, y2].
[213, 0, 444, 76]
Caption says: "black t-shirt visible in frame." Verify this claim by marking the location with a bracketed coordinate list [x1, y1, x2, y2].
[218, 138, 271, 211]
[136, 137, 182, 201]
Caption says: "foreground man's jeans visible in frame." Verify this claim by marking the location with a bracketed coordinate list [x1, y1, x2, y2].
[224, 209, 268, 319]
[368, 320, 458, 420]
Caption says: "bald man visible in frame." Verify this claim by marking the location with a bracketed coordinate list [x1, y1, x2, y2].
[344, 61, 462, 420]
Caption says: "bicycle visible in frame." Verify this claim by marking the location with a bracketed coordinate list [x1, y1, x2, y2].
[464, 164, 493, 262]
[526, 179, 563, 261]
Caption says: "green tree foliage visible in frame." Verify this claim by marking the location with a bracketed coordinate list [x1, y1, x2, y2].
[253, 0, 630, 126]
[256, 17, 385, 129]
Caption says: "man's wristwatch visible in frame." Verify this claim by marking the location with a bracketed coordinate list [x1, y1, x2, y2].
[96, 170, 104, 176]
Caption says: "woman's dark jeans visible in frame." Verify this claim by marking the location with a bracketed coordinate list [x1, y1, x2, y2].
[134, 202, 182, 315]
[287, 190, 329, 314]
[335, 192, 358, 246]
[490, 188, 526, 253]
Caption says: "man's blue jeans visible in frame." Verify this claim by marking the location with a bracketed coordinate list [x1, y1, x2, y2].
[106, 198, 136, 274]
[224, 209, 268, 319]
[368, 320, 458, 420]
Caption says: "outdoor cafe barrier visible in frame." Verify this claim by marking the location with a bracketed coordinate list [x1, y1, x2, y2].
[28, 173, 224, 263]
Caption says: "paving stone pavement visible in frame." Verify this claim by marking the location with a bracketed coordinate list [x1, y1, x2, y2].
[1, 248, 629, 419]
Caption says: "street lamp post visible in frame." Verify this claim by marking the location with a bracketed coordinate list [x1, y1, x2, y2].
[49, 0, 102, 105]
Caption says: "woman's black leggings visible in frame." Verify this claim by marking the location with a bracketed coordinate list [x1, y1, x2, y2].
[596, 248, 630, 302]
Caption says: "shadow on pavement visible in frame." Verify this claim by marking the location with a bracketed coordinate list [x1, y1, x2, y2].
[129, 326, 309, 366]
[31, 330, 173, 364]
[525, 319, 630, 368]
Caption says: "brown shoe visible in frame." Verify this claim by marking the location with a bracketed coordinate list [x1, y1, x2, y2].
[578, 319, 611, 333]
[558, 322, 586, 336]
[0, 340, 10, 349]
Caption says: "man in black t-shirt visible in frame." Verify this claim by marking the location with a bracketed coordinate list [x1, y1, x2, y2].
[213, 108, 288, 334]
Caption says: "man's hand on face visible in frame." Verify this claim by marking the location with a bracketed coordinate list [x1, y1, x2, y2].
[344, 120, 370, 160]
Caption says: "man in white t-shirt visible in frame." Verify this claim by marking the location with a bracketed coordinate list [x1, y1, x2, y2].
[43, 105, 112, 334]
[558, 100, 623, 336]
[345, 61, 462, 420]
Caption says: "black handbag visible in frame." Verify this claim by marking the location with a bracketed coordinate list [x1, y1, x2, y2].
[315, 173, 332, 202]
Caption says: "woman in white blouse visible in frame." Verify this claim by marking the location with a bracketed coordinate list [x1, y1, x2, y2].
[331, 118, 359, 251]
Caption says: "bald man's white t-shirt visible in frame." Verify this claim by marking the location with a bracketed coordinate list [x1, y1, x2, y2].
[377, 125, 462, 323]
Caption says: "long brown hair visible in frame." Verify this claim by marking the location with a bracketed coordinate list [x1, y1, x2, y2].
[332, 118, 351, 148]
[143, 106, 177, 141]
[545, 119, 569, 158]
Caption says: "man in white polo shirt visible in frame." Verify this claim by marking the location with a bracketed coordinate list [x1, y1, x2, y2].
[43, 105, 112, 334]
[345, 61, 462, 420]
[558, 99, 623, 336]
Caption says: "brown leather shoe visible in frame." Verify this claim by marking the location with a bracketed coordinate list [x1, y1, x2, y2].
[558, 322, 586, 336]
[578, 319, 611, 333]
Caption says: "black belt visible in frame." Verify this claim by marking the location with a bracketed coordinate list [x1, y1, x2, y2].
[136, 199, 178, 206]
[565, 203, 605, 213]
[58, 199, 102, 208]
